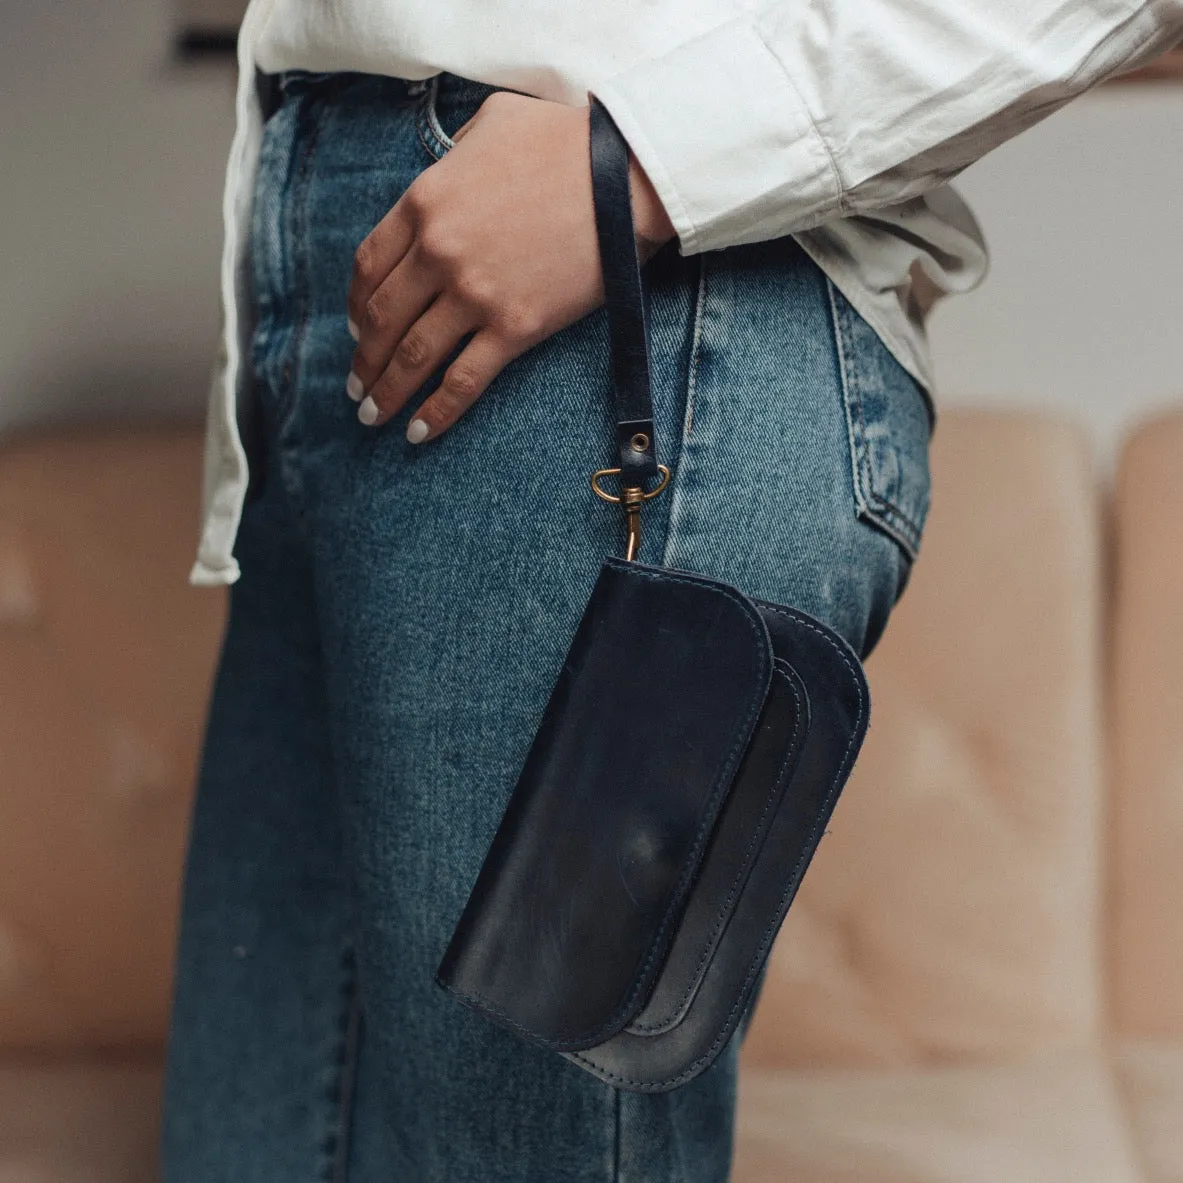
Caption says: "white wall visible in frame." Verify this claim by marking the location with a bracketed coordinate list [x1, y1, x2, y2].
[3, 2, 1182, 464]
[928, 86, 1183, 468]
[0, 0, 233, 431]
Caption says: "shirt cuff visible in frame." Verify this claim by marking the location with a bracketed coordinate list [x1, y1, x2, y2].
[189, 555, 241, 587]
[591, 19, 841, 255]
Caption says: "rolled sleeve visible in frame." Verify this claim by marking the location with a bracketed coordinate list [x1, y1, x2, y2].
[591, 19, 842, 255]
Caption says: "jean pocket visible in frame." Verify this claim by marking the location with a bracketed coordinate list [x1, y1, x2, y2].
[826, 278, 933, 562]
[416, 75, 502, 161]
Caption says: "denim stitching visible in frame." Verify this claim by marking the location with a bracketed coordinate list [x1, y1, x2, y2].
[416, 77, 454, 161]
[829, 278, 871, 523]
[279, 95, 327, 425]
[319, 937, 360, 1182]
[826, 278, 922, 557]
[268, 91, 331, 532]
[330, 990, 362, 1183]
[838, 298, 920, 538]
[626, 666, 804, 1034]
[656, 253, 706, 573]
[682, 254, 708, 441]
[834, 285, 921, 550]
[611, 1086, 622, 1182]
[424, 76, 457, 151]
[442, 560, 772, 1051]
[571, 604, 866, 1089]
[846, 339, 922, 553]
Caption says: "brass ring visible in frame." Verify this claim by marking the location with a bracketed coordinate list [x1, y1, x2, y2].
[590, 464, 671, 504]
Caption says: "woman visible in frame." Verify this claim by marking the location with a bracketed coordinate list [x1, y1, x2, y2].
[164, 2, 1183, 1179]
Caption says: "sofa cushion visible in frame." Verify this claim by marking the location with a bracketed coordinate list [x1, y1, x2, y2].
[733, 1052, 1143, 1183]
[742, 412, 1105, 1067]
[0, 429, 224, 1050]
[1111, 410, 1183, 1037]
[1114, 1038, 1183, 1183]
[0, 1060, 161, 1183]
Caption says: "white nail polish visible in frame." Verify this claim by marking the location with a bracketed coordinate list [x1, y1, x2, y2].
[345, 371, 364, 401]
[357, 397, 380, 426]
[406, 418, 429, 444]
[347, 317, 360, 342]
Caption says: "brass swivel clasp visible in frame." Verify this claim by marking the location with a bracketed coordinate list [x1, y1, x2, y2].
[590, 463, 671, 562]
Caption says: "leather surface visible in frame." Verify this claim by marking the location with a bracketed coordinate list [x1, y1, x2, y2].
[624, 659, 810, 1038]
[569, 600, 869, 1090]
[436, 557, 774, 1051]
[589, 97, 659, 486]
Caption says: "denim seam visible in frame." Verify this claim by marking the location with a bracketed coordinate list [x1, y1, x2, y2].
[681, 254, 708, 442]
[835, 312, 923, 553]
[625, 666, 804, 1035]
[442, 561, 772, 1051]
[570, 603, 866, 1090]
[416, 77, 454, 161]
[611, 1085, 622, 1182]
[832, 283, 922, 552]
[270, 94, 331, 533]
[826, 278, 922, 559]
[320, 937, 360, 1183]
[280, 96, 327, 429]
[658, 253, 708, 571]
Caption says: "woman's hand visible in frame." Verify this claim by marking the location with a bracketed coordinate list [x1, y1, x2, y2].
[345, 91, 675, 442]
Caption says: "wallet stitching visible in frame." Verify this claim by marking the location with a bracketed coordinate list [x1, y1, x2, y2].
[446, 560, 773, 1052]
[626, 664, 805, 1034]
[570, 605, 866, 1089]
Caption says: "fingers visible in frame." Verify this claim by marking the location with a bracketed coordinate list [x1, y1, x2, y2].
[347, 200, 416, 339]
[349, 241, 443, 388]
[354, 296, 478, 428]
[401, 330, 517, 443]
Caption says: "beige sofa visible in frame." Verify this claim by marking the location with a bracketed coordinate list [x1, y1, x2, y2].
[0, 408, 1180, 1181]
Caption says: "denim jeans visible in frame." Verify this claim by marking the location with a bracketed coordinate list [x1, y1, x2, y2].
[161, 71, 933, 1183]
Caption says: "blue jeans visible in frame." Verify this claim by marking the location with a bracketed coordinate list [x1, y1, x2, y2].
[162, 72, 933, 1182]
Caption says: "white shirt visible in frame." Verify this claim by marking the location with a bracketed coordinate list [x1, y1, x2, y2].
[190, 0, 1183, 586]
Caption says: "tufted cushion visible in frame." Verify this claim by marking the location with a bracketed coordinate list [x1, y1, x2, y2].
[742, 411, 1105, 1067]
[1114, 1039, 1183, 1183]
[1111, 410, 1183, 1038]
[0, 1061, 161, 1182]
[0, 429, 224, 1050]
[732, 1052, 1143, 1183]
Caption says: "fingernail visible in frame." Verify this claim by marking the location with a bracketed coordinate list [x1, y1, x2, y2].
[357, 397, 380, 426]
[406, 418, 429, 444]
[345, 371, 364, 402]
[347, 317, 360, 342]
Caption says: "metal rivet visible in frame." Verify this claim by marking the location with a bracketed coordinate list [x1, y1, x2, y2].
[630, 432, 649, 453]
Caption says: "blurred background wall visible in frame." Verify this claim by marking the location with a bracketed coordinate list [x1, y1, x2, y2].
[928, 85, 1183, 470]
[2, 0, 1181, 449]
[0, 0, 232, 432]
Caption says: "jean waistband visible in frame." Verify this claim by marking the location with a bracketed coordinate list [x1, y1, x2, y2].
[263, 69, 505, 119]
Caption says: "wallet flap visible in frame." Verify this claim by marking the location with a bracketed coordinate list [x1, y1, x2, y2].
[569, 600, 870, 1091]
[623, 657, 810, 1037]
[436, 557, 773, 1051]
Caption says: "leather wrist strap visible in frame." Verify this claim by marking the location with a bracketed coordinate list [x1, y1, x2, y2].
[589, 98, 660, 489]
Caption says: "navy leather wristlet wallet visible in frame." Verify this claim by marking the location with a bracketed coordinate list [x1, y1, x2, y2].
[436, 100, 871, 1093]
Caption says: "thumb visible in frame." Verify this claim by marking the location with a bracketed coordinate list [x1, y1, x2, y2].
[451, 114, 477, 144]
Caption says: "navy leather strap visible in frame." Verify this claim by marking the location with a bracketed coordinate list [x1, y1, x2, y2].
[589, 98, 660, 489]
